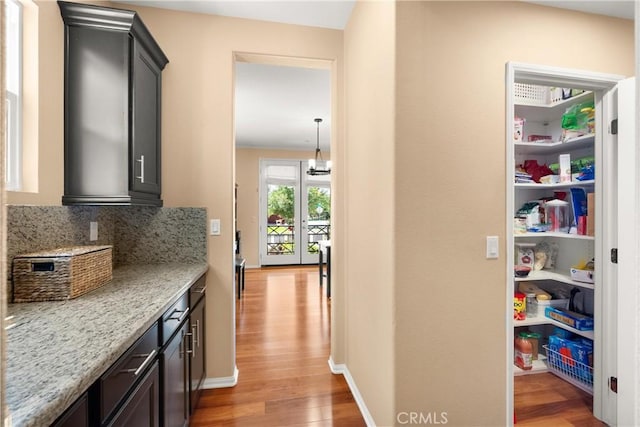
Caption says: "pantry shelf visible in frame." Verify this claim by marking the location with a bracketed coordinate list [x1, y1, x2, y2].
[514, 269, 595, 290]
[514, 134, 595, 155]
[514, 179, 594, 190]
[514, 232, 594, 241]
[515, 313, 594, 340]
[513, 355, 548, 376]
[514, 91, 593, 122]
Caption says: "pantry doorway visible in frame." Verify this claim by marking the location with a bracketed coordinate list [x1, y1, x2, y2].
[506, 62, 638, 426]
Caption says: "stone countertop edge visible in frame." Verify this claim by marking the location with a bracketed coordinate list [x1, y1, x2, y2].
[5, 263, 209, 427]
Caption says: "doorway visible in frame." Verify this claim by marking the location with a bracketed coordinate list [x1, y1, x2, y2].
[259, 159, 331, 266]
[506, 62, 637, 426]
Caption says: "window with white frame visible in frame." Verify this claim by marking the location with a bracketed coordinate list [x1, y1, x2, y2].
[5, 0, 22, 191]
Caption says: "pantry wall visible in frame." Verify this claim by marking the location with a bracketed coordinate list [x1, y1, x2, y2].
[506, 62, 632, 425]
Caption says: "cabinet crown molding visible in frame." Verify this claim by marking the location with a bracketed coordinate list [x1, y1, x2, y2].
[58, 1, 168, 69]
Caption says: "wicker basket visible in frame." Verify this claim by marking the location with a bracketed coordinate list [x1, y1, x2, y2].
[12, 245, 113, 302]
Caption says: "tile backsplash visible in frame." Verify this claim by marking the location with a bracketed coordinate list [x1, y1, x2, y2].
[7, 206, 207, 279]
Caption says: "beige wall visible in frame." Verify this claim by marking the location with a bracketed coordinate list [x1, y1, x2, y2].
[392, 1, 633, 426]
[345, 1, 633, 425]
[344, 1, 396, 424]
[236, 147, 326, 267]
[14, 1, 343, 381]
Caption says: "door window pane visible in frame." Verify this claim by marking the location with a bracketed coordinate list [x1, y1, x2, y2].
[306, 186, 330, 254]
[266, 184, 295, 255]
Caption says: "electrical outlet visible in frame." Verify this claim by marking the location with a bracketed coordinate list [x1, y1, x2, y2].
[90, 221, 98, 241]
[210, 219, 221, 236]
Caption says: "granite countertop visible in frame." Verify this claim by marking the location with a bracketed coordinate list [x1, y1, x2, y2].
[5, 263, 208, 427]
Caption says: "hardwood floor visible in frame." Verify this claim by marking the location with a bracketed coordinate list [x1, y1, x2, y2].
[190, 266, 365, 426]
[514, 373, 605, 426]
[191, 265, 604, 426]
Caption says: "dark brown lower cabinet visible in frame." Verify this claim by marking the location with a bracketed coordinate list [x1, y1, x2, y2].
[52, 393, 89, 427]
[50, 274, 207, 427]
[189, 297, 206, 414]
[108, 362, 160, 427]
[162, 322, 189, 427]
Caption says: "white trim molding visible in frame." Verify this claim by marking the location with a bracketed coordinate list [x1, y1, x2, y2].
[328, 358, 376, 427]
[202, 366, 239, 389]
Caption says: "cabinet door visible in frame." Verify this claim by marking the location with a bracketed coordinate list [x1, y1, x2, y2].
[65, 26, 129, 199]
[190, 299, 206, 413]
[52, 393, 89, 427]
[131, 39, 162, 196]
[108, 362, 160, 427]
[163, 323, 189, 427]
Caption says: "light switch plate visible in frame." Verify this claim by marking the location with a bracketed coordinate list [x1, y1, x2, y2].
[90, 221, 98, 241]
[210, 219, 221, 236]
[486, 235, 499, 259]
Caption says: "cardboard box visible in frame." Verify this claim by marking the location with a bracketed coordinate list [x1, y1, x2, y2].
[545, 306, 594, 331]
[587, 192, 595, 236]
[570, 268, 594, 284]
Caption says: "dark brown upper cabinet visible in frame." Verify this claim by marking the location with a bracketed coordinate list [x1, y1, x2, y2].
[59, 1, 169, 206]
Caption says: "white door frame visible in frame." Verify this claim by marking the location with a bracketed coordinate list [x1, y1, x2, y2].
[505, 62, 636, 426]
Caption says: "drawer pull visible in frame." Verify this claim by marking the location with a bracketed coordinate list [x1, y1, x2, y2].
[166, 307, 189, 323]
[118, 349, 157, 377]
[194, 286, 206, 294]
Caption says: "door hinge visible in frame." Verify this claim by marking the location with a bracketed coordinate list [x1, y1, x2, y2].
[610, 119, 618, 135]
[610, 376, 618, 393]
[611, 248, 618, 264]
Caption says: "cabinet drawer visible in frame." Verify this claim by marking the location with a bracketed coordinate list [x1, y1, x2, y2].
[99, 323, 158, 424]
[189, 275, 206, 307]
[106, 361, 159, 427]
[161, 293, 189, 345]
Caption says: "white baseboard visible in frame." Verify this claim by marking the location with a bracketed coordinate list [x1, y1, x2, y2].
[202, 366, 239, 389]
[328, 357, 376, 426]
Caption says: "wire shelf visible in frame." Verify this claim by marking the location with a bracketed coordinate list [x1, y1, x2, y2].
[543, 345, 593, 394]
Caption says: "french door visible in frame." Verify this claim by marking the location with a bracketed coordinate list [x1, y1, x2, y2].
[259, 159, 331, 266]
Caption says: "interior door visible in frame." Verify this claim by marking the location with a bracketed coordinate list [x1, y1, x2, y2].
[611, 77, 637, 426]
[597, 79, 619, 426]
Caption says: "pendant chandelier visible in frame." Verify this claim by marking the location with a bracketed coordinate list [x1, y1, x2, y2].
[307, 118, 331, 176]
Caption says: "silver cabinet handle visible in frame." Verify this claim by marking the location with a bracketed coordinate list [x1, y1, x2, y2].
[194, 319, 200, 348]
[136, 154, 145, 183]
[195, 286, 207, 294]
[119, 349, 157, 376]
[191, 325, 197, 358]
[166, 307, 189, 323]
[180, 331, 193, 358]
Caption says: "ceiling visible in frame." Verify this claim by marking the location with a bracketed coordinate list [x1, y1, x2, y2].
[234, 62, 331, 152]
[119, 0, 634, 152]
